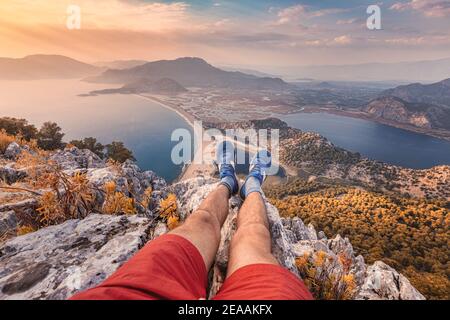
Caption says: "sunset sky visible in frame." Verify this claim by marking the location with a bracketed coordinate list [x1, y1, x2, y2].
[0, 0, 449, 69]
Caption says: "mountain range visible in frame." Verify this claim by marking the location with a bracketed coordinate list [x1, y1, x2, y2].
[364, 96, 450, 131]
[85, 57, 289, 90]
[94, 60, 148, 70]
[380, 78, 450, 108]
[0, 55, 101, 80]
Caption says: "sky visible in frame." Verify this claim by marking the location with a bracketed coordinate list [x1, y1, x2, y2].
[0, 0, 449, 69]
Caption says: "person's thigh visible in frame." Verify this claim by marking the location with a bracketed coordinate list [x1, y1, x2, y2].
[70, 234, 208, 300]
[213, 264, 314, 300]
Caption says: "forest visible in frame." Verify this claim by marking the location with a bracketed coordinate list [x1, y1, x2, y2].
[265, 179, 449, 300]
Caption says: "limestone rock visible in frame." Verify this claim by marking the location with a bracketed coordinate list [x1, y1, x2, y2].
[0, 214, 151, 300]
[0, 171, 425, 300]
[0, 211, 17, 236]
[0, 199, 38, 216]
[0, 165, 26, 184]
[4, 142, 22, 160]
[356, 261, 425, 300]
[51, 147, 105, 170]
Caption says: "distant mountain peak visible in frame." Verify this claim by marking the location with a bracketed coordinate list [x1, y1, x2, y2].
[175, 57, 208, 63]
[86, 56, 289, 90]
[0, 54, 101, 80]
[380, 78, 450, 108]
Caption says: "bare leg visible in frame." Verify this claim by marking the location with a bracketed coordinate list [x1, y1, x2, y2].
[170, 185, 230, 270]
[227, 192, 278, 277]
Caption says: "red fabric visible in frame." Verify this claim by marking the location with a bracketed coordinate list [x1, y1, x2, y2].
[213, 264, 313, 300]
[70, 234, 313, 300]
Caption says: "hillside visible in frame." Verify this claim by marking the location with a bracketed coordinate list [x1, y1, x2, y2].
[85, 57, 289, 90]
[208, 118, 450, 200]
[0, 132, 425, 300]
[381, 78, 450, 108]
[0, 55, 101, 80]
[364, 96, 450, 130]
[266, 180, 449, 300]
[87, 78, 188, 96]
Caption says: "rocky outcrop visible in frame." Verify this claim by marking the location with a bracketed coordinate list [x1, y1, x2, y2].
[4, 142, 21, 160]
[0, 211, 17, 237]
[282, 217, 424, 300]
[50, 146, 106, 170]
[0, 214, 152, 300]
[170, 178, 425, 300]
[380, 78, 450, 108]
[357, 262, 424, 300]
[0, 158, 425, 300]
[0, 164, 27, 184]
[364, 96, 450, 130]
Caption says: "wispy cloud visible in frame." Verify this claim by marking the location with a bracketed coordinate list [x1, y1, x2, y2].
[0, 0, 191, 31]
[272, 4, 349, 26]
[390, 0, 450, 17]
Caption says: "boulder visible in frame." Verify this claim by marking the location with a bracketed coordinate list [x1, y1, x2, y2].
[0, 199, 38, 215]
[0, 211, 17, 236]
[0, 214, 151, 300]
[51, 147, 105, 170]
[356, 261, 425, 300]
[0, 165, 27, 184]
[4, 142, 22, 160]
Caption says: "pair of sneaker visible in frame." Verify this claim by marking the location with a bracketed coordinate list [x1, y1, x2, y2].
[216, 140, 272, 200]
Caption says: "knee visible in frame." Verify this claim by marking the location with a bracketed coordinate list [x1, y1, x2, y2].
[232, 222, 271, 245]
[187, 209, 221, 234]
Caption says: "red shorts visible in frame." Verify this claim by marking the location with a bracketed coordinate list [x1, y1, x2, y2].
[70, 234, 313, 300]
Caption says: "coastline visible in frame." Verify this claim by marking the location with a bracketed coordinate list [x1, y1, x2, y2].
[290, 107, 450, 142]
[135, 94, 216, 181]
[134, 94, 450, 182]
[134, 94, 196, 129]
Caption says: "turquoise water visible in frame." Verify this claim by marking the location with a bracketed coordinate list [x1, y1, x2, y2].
[0, 80, 193, 182]
[280, 112, 450, 169]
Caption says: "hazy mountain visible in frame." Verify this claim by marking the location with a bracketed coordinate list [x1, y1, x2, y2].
[94, 60, 148, 70]
[284, 58, 450, 82]
[86, 57, 289, 90]
[364, 96, 450, 130]
[219, 66, 279, 78]
[381, 78, 450, 108]
[0, 55, 101, 80]
[86, 78, 187, 96]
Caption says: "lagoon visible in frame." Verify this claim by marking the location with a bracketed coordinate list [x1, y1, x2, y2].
[280, 112, 450, 169]
[0, 79, 192, 182]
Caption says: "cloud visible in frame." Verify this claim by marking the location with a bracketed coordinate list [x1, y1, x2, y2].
[385, 34, 450, 45]
[0, 1, 191, 31]
[390, 0, 450, 17]
[273, 4, 348, 25]
[333, 35, 353, 45]
[337, 18, 359, 25]
[274, 4, 308, 25]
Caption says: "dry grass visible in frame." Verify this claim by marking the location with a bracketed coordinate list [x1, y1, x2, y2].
[295, 251, 357, 300]
[0, 130, 15, 154]
[102, 181, 136, 215]
[158, 193, 180, 230]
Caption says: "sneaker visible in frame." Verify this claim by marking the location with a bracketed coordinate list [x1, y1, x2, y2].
[216, 140, 239, 196]
[239, 150, 272, 200]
